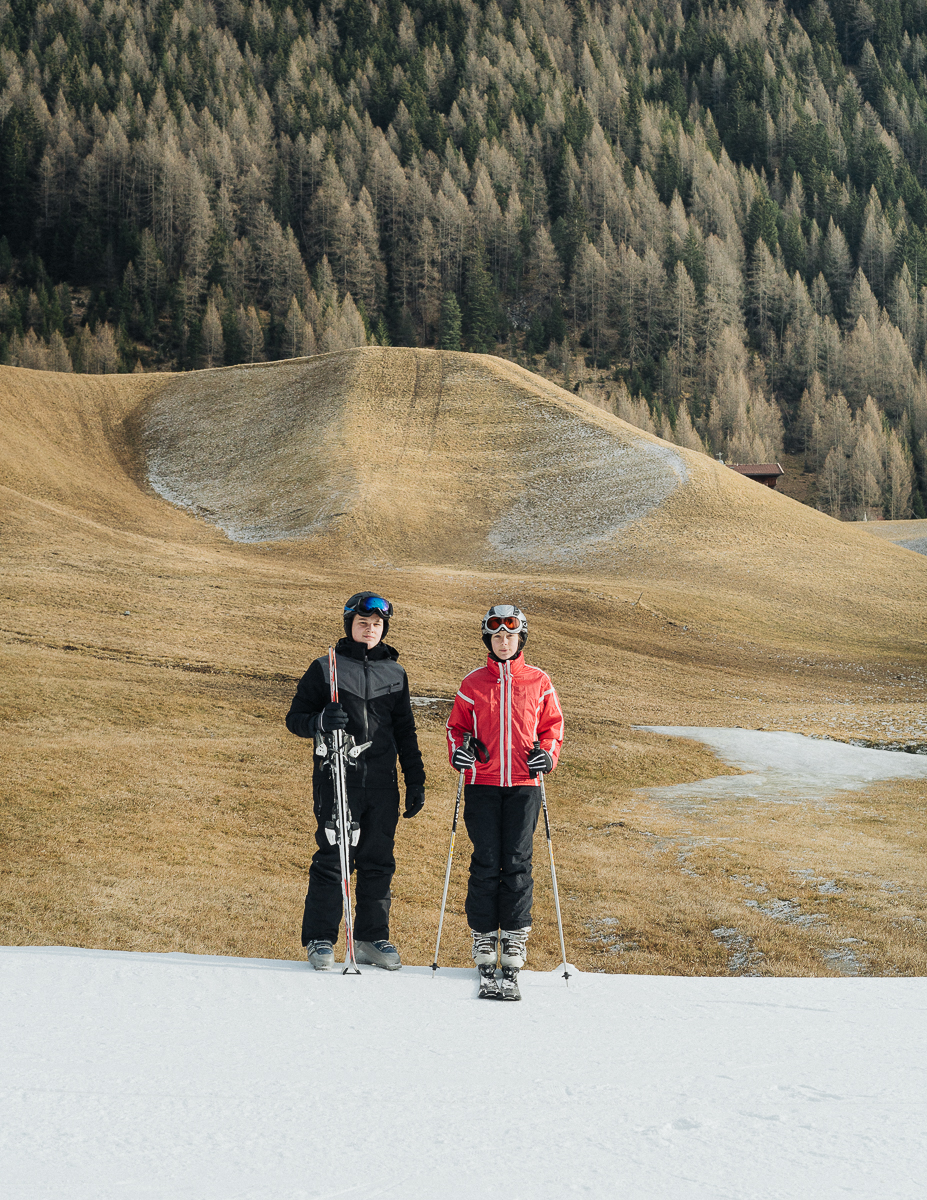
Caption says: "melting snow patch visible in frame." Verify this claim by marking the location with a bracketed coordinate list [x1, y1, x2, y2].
[585, 916, 639, 956]
[712, 926, 765, 975]
[819, 945, 863, 977]
[638, 727, 927, 805]
[745, 898, 824, 928]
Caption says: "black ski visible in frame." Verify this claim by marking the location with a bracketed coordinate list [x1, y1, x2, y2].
[500, 966, 521, 1001]
[478, 964, 502, 999]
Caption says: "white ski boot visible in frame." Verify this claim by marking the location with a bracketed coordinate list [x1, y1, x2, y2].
[471, 929, 499, 967]
[355, 939, 402, 970]
[500, 927, 531, 970]
[306, 940, 335, 971]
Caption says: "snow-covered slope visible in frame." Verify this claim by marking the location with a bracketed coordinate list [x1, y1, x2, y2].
[2, 946, 925, 1199]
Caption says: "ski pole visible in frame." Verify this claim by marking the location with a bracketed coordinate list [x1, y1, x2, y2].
[432, 734, 471, 976]
[534, 741, 570, 986]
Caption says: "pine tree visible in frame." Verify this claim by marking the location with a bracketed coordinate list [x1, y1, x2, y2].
[438, 291, 462, 351]
[464, 238, 498, 353]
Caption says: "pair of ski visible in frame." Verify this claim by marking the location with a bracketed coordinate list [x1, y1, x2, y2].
[315, 647, 370, 976]
[479, 964, 521, 1001]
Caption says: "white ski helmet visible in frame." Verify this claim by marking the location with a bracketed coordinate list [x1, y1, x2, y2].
[481, 603, 528, 651]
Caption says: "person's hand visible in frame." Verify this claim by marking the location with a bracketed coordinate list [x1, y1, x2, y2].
[527, 745, 553, 776]
[318, 702, 348, 732]
[403, 785, 425, 819]
[451, 745, 476, 771]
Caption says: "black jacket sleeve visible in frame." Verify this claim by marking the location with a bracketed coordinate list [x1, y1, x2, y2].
[285, 659, 328, 739]
[392, 671, 426, 787]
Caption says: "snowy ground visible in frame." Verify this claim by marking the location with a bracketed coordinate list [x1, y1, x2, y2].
[640, 727, 927, 806]
[2, 946, 926, 1199]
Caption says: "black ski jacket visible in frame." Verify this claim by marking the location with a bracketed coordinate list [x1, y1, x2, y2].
[285, 638, 425, 791]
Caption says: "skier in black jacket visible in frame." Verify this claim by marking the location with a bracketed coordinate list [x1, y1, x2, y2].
[286, 592, 426, 971]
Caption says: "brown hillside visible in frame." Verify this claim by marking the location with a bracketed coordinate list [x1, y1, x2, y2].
[139, 347, 927, 654]
[3, 349, 927, 978]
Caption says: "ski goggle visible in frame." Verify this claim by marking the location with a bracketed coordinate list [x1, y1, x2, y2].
[345, 595, 393, 619]
[483, 605, 526, 634]
[485, 614, 522, 632]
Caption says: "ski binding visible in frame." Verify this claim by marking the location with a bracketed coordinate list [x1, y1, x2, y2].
[500, 966, 521, 1001]
[478, 964, 502, 999]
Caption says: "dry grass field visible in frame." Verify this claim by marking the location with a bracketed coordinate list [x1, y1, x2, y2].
[3, 348, 927, 977]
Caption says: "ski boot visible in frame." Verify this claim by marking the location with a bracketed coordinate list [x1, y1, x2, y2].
[499, 927, 531, 970]
[354, 939, 402, 970]
[471, 929, 499, 967]
[306, 940, 335, 971]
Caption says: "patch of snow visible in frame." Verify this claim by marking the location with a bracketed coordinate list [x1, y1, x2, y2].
[793, 869, 843, 896]
[3, 947, 927, 1198]
[711, 926, 765, 975]
[819, 947, 863, 977]
[745, 897, 824, 928]
[585, 916, 639, 955]
[638, 727, 927, 805]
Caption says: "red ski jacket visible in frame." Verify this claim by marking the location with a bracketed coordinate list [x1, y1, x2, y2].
[446, 652, 564, 788]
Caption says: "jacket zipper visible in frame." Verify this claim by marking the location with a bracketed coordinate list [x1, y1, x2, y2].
[497, 659, 514, 787]
[506, 661, 513, 786]
[362, 656, 369, 788]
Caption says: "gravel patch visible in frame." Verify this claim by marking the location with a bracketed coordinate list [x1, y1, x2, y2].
[486, 405, 688, 564]
[897, 537, 927, 556]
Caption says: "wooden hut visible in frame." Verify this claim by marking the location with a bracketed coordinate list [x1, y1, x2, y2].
[728, 463, 785, 490]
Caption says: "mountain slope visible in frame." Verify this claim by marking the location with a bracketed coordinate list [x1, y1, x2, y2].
[3, 349, 927, 977]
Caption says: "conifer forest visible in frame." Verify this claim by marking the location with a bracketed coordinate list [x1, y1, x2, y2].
[5, 0, 927, 517]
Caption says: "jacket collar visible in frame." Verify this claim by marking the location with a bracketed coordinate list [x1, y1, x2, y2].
[336, 637, 398, 662]
[486, 651, 525, 677]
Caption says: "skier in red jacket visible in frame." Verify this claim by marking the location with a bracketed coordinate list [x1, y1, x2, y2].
[445, 604, 564, 982]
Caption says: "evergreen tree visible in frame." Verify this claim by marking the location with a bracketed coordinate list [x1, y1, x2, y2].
[438, 291, 462, 351]
[464, 239, 498, 353]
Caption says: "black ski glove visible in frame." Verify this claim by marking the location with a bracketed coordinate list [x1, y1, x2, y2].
[317, 702, 348, 733]
[403, 785, 425, 819]
[451, 745, 476, 771]
[527, 745, 553, 776]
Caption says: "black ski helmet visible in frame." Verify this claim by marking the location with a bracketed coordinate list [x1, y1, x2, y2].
[343, 592, 393, 639]
[481, 603, 528, 652]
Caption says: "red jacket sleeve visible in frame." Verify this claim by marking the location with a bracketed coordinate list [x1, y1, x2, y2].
[535, 677, 564, 771]
[446, 690, 477, 767]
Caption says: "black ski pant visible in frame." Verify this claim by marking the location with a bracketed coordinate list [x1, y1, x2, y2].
[301, 780, 400, 946]
[463, 784, 543, 933]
